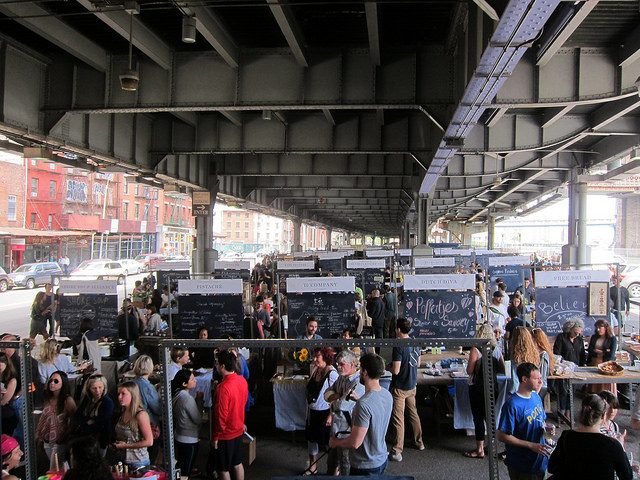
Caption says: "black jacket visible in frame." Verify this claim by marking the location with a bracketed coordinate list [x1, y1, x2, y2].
[553, 332, 587, 366]
[586, 334, 617, 364]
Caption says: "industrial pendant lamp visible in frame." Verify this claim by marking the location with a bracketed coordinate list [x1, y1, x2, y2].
[120, 11, 139, 91]
[182, 16, 196, 43]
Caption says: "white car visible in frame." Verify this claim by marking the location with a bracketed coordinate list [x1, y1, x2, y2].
[70, 259, 127, 284]
[621, 266, 640, 298]
[119, 259, 145, 275]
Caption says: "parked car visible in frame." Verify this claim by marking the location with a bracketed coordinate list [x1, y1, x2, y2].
[0, 267, 8, 292]
[134, 253, 165, 272]
[621, 267, 640, 298]
[8, 262, 62, 289]
[70, 259, 126, 284]
[119, 258, 145, 275]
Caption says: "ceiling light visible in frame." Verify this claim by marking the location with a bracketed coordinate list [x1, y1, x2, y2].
[262, 110, 272, 120]
[182, 17, 196, 43]
[120, 11, 139, 91]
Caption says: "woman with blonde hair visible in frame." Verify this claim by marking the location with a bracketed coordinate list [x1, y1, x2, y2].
[37, 338, 82, 385]
[75, 374, 114, 457]
[508, 326, 539, 394]
[113, 381, 153, 470]
[464, 323, 505, 459]
[531, 328, 554, 401]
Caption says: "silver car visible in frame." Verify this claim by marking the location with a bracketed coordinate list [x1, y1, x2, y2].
[8, 262, 62, 289]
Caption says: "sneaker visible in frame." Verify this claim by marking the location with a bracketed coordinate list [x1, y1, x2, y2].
[390, 453, 403, 462]
[417, 444, 426, 451]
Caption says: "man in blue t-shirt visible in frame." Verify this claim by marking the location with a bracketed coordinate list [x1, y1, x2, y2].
[498, 362, 552, 480]
[387, 317, 424, 462]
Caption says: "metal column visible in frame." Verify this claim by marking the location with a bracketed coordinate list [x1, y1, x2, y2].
[487, 209, 495, 250]
[194, 175, 219, 274]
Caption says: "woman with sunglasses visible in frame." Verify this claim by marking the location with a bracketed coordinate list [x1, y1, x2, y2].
[75, 374, 114, 457]
[113, 381, 153, 470]
[35, 371, 76, 470]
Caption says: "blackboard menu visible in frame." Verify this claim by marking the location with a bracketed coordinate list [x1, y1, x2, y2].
[59, 294, 119, 337]
[213, 269, 250, 282]
[535, 287, 597, 336]
[318, 258, 343, 276]
[487, 266, 531, 294]
[348, 269, 385, 296]
[287, 292, 355, 338]
[178, 294, 244, 338]
[157, 270, 191, 291]
[404, 290, 476, 338]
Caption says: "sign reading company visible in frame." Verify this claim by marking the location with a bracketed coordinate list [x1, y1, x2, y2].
[535, 270, 610, 288]
[179, 279, 243, 294]
[287, 276, 355, 293]
[59, 279, 117, 295]
[404, 274, 475, 291]
[192, 191, 211, 216]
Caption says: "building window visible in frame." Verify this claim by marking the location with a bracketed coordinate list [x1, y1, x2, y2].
[49, 162, 56, 170]
[235, 232, 240, 238]
[134, 203, 139, 220]
[31, 159, 37, 166]
[30, 213, 37, 229]
[49, 180, 56, 199]
[236, 212, 240, 217]
[164, 202, 169, 221]
[143, 204, 149, 221]
[48, 214, 53, 229]
[124, 180, 128, 195]
[7, 195, 16, 221]
[155, 206, 159, 222]
[123, 201, 128, 219]
[31, 178, 38, 197]
[244, 232, 248, 239]
[227, 222, 231, 228]
[245, 222, 249, 228]
[236, 222, 240, 228]
[135, 184, 139, 196]
[245, 213, 249, 218]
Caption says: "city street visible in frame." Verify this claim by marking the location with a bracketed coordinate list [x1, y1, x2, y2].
[0, 273, 147, 339]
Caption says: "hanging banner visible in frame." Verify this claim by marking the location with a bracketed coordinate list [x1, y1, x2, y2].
[535, 269, 610, 288]
[488, 255, 531, 266]
[59, 279, 117, 295]
[346, 259, 385, 269]
[179, 279, 243, 294]
[287, 276, 355, 293]
[277, 260, 315, 270]
[404, 274, 475, 291]
[414, 257, 456, 268]
[366, 250, 395, 258]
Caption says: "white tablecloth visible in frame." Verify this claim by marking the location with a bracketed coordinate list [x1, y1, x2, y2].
[273, 379, 308, 431]
[453, 376, 508, 430]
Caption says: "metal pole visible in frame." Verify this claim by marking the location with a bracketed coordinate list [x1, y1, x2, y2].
[159, 344, 177, 479]
[19, 340, 37, 480]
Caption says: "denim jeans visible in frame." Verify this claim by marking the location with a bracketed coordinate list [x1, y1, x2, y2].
[175, 441, 199, 476]
[350, 459, 388, 476]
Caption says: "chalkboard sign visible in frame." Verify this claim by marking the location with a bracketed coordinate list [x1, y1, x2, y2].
[214, 269, 250, 282]
[535, 287, 597, 336]
[348, 269, 385, 296]
[287, 292, 355, 338]
[59, 294, 119, 337]
[487, 266, 531, 294]
[178, 295, 244, 339]
[157, 270, 191, 291]
[318, 258, 343, 275]
[404, 291, 476, 338]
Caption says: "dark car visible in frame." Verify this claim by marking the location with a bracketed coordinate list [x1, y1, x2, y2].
[7, 262, 62, 289]
[0, 266, 8, 292]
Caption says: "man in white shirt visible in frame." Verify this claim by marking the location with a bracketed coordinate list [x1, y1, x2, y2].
[487, 291, 509, 336]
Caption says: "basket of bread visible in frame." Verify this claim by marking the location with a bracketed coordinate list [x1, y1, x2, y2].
[597, 360, 625, 376]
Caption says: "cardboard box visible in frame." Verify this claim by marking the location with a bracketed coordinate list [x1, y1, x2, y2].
[243, 435, 256, 465]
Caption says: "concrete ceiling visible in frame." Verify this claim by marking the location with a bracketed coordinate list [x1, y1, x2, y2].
[1, 0, 640, 237]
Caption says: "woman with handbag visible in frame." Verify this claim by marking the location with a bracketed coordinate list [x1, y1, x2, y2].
[303, 347, 338, 476]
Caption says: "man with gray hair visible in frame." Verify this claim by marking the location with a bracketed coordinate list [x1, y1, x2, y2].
[326, 349, 366, 475]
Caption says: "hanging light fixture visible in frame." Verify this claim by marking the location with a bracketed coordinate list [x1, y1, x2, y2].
[120, 10, 139, 91]
[182, 16, 196, 43]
